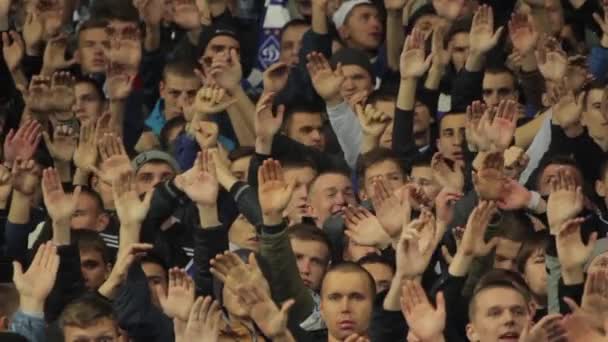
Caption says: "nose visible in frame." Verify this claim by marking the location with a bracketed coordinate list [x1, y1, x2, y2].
[340, 297, 350, 312]
[300, 258, 311, 275]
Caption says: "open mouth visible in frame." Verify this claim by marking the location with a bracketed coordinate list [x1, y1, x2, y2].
[498, 332, 520, 341]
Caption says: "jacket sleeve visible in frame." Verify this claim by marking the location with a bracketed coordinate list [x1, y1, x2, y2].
[44, 244, 86, 322]
[558, 276, 584, 315]
[392, 107, 422, 170]
[589, 46, 608, 83]
[229, 182, 263, 228]
[114, 263, 174, 342]
[3, 220, 36, 264]
[260, 221, 315, 324]
[450, 69, 483, 111]
[518, 69, 545, 115]
[193, 225, 229, 297]
[141, 179, 191, 244]
[9, 310, 46, 342]
[326, 101, 362, 170]
[369, 291, 408, 342]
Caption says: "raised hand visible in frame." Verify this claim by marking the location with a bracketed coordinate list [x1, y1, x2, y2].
[465, 101, 491, 152]
[434, 189, 463, 224]
[24, 74, 52, 112]
[105, 63, 136, 100]
[42, 33, 77, 75]
[580, 270, 608, 326]
[210, 252, 266, 297]
[73, 121, 98, 172]
[184, 296, 223, 342]
[99, 243, 154, 299]
[344, 206, 392, 248]
[550, 80, 584, 128]
[112, 169, 153, 226]
[503, 146, 529, 180]
[536, 36, 568, 82]
[487, 100, 518, 151]
[48, 71, 75, 114]
[370, 179, 411, 238]
[208, 49, 242, 92]
[594, 0, 608, 47]
[263, 62, 290, 94]
[400, 28, 432, 79]
[22, 10, 43, 56]
[2, 31, 25, 72]
[556, 218, 597, 276]
[546, 169, 583, 232]
[3, 120, 41, 164]
[508, 12, 539, 56]
[11, 158, 39, 196]
[255, 92, 285, 141]
[0, 165, 12, 205]
[42, 167, 81, 224]
[384, 0, 408, 11]
[518, 314, 566, 342]
[431, 25, 450, 69]
[134, 0, 164, 26]
[42, 124, 77, 162]
[396, 210, 440, 278]
[459, 201, 498, 257]
[473, 152, 507, 200]
[176, 150, 219, 206]
[107, 23, 142, 70]
[431, 152, 464, 192]
[13, 242, 59, 313]
[191, 120, 219, 148]
[401, 280, 445, 341]
[94, 133, 133, 184]
[257, 159, 295, 225]
[173, 0, 202, 30]
[307, 51, 344, 103]
[155, 268, 196, 321]
[356, 103, 391, 138]
[191, 85, 236, 116]
[432, 0, 464, 21]
[469, 5, 503, 55]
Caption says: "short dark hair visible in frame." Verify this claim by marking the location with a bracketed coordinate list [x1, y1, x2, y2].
[532, 155, 582, 191]
[495, 211, 534, 243]
[73, 230, 111, 265]
[228, 146, 255, 162]
[280, 19, 310, 42]
[78, 186, 105, 214]
[0, 284, 18, 319]
[59, 293, 116, 330]
[288, 223, 332, 263]
[77, 18, 109, 40]
[367, 84, 398, 105]
[140, 251, 169, 274]
[357, 253, 395, 272]
[356, 147, 404, 183]
[469, 269, 531, 320]
[309, 168, 352, 192]
[516, 230, 548, 274]
[437, 111, 466, 131]
[74, 75, 105, 101]
[280, 154, 319, 173]
[162, 58, 200, 81]
[322, 262, 376, 296]
[483, 66, 516, 85]
[583, 79, 608, 109]
[90, 0, 140, 23]
[447, 16, 472, 41]
[282, 102, 325, 131]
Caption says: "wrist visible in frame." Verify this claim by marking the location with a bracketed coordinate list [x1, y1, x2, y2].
[19, 296, 45, 315]
[601, 35, 608, 48]
[561, 266, 584, 285]
[263, 212, 283, 226]
[197, 204, 221, 228]
[25, 45, 42, 57]
[255, 136, 273, 155]
[52, 219, 71, 245]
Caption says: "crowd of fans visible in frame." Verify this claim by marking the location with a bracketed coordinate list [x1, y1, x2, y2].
[2, 0, 608, 341]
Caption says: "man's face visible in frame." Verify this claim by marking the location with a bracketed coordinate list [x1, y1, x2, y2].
[361, 262, 394, 293]
[343, 239, 379, 262]
[362, 159, 404, 199]
[228, 214, 259, 252]
[80, 249, 110, 290]
[374, 100, 395, 148]
[78, 27, 109, 74]
[523, 248, 547, 298]
[159, 72, 201, 120]
[341, 5, 383, 51]
[64, 318, 119, 342]
[466, 287, 530, 342]
[582, 89, 608, 152]
[135, 162, 176, 194]
[286, 112, 326, 151]
[414, 102, 433, 134]
[482, 72, 517, 108]
[410, 165, 441, 203]
[536, 164, 582, 196]
[341, 65, 373, 103]
[230, 155, 252, 182]
[71, 193, 108, 232]
[284, 166, 317, 224]
[449, 32, 470, 72]
[494, 239, 522, 272]
[321, 271, 374, 340]
[280, 24, 309, 66]
[545, 0, 564, 35]
[141, 262, 168, 308]
[74, 82, 104, 124]
[200, 35, 240, 74]
[290, 238, 330, 291]
[437, 114, 466, 165]
[413, 14, 439, 39]
[309, 173, 357, 225]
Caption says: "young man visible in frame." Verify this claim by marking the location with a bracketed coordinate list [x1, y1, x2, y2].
[357, 147, 406, 200]
[74, 230, 112, 291]
[60, 294, 121, 342]
[482, 67, 519, 109]
[333, 0, 383, 55]
[308, 169, 357, 227]
[76, 18, 110, 75]
[357, 254, 395, 293]
[436, 112, 466, 168]
[289, 224, 332, 292]
[282, 158, 318, 224]
[320, 262, 375, 341]
[131, 150, 180, 195]
[73, 76, 106, 125]
[280, 19, 310, 67]
[282, 103, 326, 152]
[228, 147, 255, 183]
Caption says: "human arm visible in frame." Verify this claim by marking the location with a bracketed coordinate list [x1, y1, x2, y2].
[385, 0, 408, 71]
[465, 5, 504, 72]
[401, 279, 446, 342]
[556, 218, 597, 285]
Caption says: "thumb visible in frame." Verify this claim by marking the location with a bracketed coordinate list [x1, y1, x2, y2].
[12, 261, 23, 280]
[563, 297, 580, 313]
[586, 232, 599, 254]
[41, 131, 52, 147]
[280, 299, 295, 315]
[143, 188, 154, 208]
[480, 237, 499, 256]
[492, 26, 505, 43]
[153, 283, 167, 304]
[435, 291, 445, 315]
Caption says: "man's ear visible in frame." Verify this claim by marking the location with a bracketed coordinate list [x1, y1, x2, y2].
[596, 179, 607, 197]
[159, 80, 166, 96]
[465, 323, 479, 342]
[338, 26, 350, 41]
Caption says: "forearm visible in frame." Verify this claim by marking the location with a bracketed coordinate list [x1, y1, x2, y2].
[383, 275, 404, 311]
[10, 68, 28, 93]
[514, 110, 548, 148]
[361, 134, 379, 154]
[311, 2, 328, 34]
[197, 204, 221, 228]
[424, 66, 444, 91]
[326, 102, 362, 168]
[226, 91, 256, 146]
[386, 10, 404, 71]
[52, 220, 71, 246]
[397, 78, 417, 110]
[560, 265, 584, 285]
[8, 191, 32, 224]
[255, 136, 273, 155]
[109, 100, 126, 136]
[144, 24, 161, 52]
[119, 224, 141, 251]
[448, 252, 474, 277]
[54, 160, 72, 183]
[464, 52, 485, 72]
[73, 168, 91, 186]
[9, 310, 46, 342]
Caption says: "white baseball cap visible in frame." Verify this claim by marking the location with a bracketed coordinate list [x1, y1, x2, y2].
[332, 0, 373, 29]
